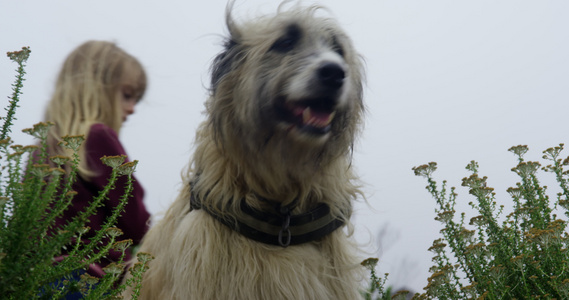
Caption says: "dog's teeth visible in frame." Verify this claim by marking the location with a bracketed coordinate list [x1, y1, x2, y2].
[303, 107, 312, 124]
[301, 107, 336, 128]
[325, 111, 336, 125]
[315, 112, 335, 127]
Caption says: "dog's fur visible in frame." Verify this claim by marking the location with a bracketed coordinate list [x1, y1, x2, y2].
[125, 3, 365, 299]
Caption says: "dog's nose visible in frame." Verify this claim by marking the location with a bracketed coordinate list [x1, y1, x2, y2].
[318, 63, 345, 89]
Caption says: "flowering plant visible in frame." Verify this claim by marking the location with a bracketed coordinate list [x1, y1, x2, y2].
[0, 48, 151, 299]
[410, 144, 569, 299]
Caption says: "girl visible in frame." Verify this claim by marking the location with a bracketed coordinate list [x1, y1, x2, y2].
[44, 40, 151, 278]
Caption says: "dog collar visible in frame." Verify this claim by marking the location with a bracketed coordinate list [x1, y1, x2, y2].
[189, 191, 347, 248]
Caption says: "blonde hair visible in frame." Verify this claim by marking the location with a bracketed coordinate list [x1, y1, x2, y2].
[45, 40, 147, 179]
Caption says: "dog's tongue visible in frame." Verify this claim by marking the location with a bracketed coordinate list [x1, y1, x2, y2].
[293, 106, 335, 128]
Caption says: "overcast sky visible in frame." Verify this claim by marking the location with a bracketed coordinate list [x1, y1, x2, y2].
[2, 0, 568, 293]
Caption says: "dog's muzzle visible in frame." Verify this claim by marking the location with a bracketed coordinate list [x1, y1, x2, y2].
[275, 62, 347, 136]
[318, 62, 345, 90]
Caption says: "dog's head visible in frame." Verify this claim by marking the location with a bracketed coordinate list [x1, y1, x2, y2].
[207, 3, 364, 174]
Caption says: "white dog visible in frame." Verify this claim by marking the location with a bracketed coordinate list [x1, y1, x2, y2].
[125, 2, 366, 299]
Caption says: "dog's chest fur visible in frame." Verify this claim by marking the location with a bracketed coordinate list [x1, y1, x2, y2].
[144, 210, 361, 300]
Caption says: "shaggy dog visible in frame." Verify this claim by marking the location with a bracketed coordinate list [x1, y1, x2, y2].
[125, 3, 365, 299]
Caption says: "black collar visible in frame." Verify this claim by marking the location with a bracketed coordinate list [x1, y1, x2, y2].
[190, 191, 347, 248]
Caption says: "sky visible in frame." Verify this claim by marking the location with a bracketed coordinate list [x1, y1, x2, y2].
[1, 0, 568, 293]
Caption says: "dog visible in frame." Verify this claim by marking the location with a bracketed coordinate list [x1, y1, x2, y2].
[125, 2, 365, 299]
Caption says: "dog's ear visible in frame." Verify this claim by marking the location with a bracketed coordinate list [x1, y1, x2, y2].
[210, 38, 240, 92]
[210, 1, 243, 92]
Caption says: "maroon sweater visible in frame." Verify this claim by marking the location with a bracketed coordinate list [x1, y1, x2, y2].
[53, 123, 151, 277]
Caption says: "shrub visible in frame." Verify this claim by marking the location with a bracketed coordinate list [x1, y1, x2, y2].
[0, 47, 151, 299]
[411, 144, 569, 299]
[361, 257, 410, 300]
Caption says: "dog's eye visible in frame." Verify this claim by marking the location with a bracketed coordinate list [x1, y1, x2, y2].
[269, 24, 301, 53]
[333, 44, 344, 57]
[270, 37, 297, 53]
[331, 36, 345, 57]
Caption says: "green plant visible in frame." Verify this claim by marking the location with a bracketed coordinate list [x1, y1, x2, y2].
[361, 257, 413, 300]
[0, 47, 152, 299]
[412, 144, 569, 299]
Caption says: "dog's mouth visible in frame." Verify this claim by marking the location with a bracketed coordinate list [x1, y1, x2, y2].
[276, 98, 337, 135]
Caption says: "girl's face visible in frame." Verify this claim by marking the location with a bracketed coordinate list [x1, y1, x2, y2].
[117, 68, 144, 123]
[118, 84, 139, 122]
